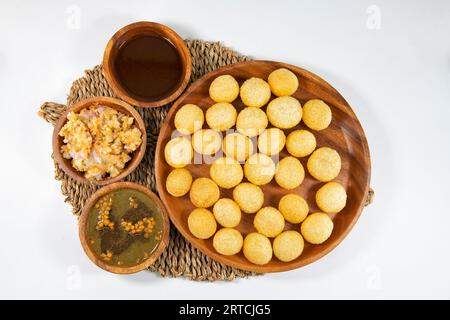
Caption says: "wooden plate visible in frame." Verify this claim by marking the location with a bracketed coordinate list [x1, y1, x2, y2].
[155, 60, 371, 273]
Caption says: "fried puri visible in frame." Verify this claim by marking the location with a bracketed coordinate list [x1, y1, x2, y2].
[233, 182, 264, 214]
[210, 156, 243, 189]
[188, 208, 217, 239]
[302, 99, 332, 131]
[164, 136, 193, 168]
[243, 232, 273, 265]
[278, 194, 309, 224]
[273, 231, 304, 262]
[286, 129, 316, 157]
[307, 147, 341, 182]
[268, 68, 299, 96]
[213, 198, 242, 228]
[236, 107, 268, 137]
[301, 212, 334, 244]
[275, 156, 305, 189]
[213, 228, 243, 255]
[192, 129, 222, 155]
[209, 75, 239, 103]
[266, 96, 302, 129]
[206, 102, 237, 131]
[240, 77, 271, 108]
[174, 104, 204, 135]
[316, 182, 347, 214]
[244, 153, 276, 185]
[165, 168, 192, 197]
[254, 206, 285, 238]
[257, 128, 286, 156]
[189, 177, 220, 208]
[222, 132, 254, 162]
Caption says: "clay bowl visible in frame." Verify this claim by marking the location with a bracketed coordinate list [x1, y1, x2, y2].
[102, 21, 192, 108]
[155, 60, 371, 273]
[52, 96, 147, 185]
[79, 182, 170, 274]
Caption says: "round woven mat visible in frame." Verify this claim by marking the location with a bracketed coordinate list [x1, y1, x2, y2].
[38, 39, 374, 281]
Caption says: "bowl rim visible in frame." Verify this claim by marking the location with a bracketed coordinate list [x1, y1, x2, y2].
[52, 96, 147, 185]
[102, 21, 192, 108]
[78, 181, 170, 274]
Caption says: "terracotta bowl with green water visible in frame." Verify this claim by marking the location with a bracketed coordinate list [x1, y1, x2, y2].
[79, 182, 170, 274]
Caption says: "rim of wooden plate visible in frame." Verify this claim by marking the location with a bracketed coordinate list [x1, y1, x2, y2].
[155, 60, 371, 273]
[78, 182, 170, 274]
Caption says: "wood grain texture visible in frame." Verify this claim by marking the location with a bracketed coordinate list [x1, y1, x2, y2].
[52, 96, 147, 185]
[78, 182, 170, 274]
[102, 21, 192, 108]
[155, 60, 371, 273]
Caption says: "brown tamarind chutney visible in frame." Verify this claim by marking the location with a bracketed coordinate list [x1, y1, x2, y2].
[114, 35, 183, 101]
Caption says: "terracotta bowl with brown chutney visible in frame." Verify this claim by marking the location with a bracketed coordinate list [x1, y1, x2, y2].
[103, 21, 192, 108]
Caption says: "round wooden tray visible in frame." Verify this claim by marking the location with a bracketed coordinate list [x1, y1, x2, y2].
[155, 60, 371, 273]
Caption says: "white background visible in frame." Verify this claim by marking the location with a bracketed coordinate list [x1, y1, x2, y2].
[0, 0, 449, 299]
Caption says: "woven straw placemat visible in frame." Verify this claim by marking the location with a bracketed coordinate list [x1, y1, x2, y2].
[38, 39, 374, 281]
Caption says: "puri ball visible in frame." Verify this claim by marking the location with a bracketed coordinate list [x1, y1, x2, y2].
[275, 156, 305, 189]
[254, 207, 285, 238]
[316, 182, 347, 213]
[240, 77, 271, 108]
[209, 75, 239, 103]
[307, 147, 341, 182]
[266, 96, 302, 129]
[273, 231, 304, 262]
[268, 68, 299, 96]
[164, 136, 193, 168]
[174, 104, 204, 135]
[302, 99, 332, 131]
[233, 183, 264, 214]
[286, 130, 316, 157]
[166, 168, 192, 197]
[236, 107, 268, 137]
[213, 198, 242, 227]
[222, 132, 254, 161]
[244, 153, 276, 185]
[189, 177, 220, 208]
[278, 194, 309, 224]
[206, 102, 237, 131]
[210, 157, 243, 189]
[213, 228, 243, 255]
[257, 128, 286, 156]
[188, 208, 217, 239]
[192, 129, 222, 155]
[301, 212, 334, 244]
[243, 232, 273, 265]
